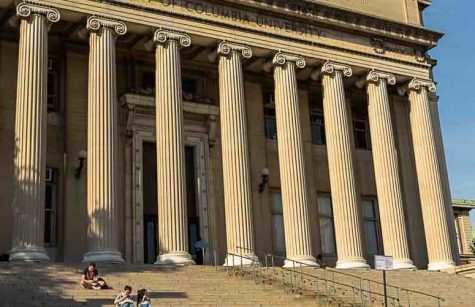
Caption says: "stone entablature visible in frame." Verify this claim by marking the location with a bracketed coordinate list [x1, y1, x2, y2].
[31, 0, 435, 78]
[116, 0, 441, 61]
[222, 0, 440, 43]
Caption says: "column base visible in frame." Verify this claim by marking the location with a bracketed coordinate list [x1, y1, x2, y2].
[9, 246, 50, 262]
[283, 256, 319, 268]
[393, 259, 417, 270]
[83, 250, 125, 264]
[428, 261, 455, 271]
[155, 252, 195, 266]
[223, 254, 259, 267]
[336, 259, 370, 269]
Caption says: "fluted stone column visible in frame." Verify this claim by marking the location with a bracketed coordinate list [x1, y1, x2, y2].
[217, 41, 257, 266]
[272, 52, 317, 267]
[83, 16, 126, 263]
[366, 70, 415, 269]
[429, 95, 460, 265]
[321, 61, 369, 269]
[10, 2, 60, 262]
[154, 29, 194, 265]
[408, 79, 455, 270]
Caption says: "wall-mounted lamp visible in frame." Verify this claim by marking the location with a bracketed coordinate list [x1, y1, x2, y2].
[262, 61, 273, 73]
[77, 27, 88, 40]
[207, 50, 218, 63]
[7, 15, 19, 28]
[355, 76, 367, 89]
[258, 167, 269, 194]
[397, 85, 408, 97]
[144, 38, 155, 52]
[309, 69, 320, 81]
[75, 150, 87, 178]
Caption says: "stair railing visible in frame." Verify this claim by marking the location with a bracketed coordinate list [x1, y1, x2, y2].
[322, 266, 444, 307]
[234, 247, 444, 307]
[229, 247, 399, 306]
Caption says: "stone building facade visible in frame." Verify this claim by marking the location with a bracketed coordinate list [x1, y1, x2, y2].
[453, 200, 475, 258]
[0, 0, 460, 270]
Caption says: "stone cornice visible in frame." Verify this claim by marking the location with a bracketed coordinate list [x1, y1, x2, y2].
[321, 61, 352, 77]
[87, 16, 127, 35]
[367, 70, 396, 85]
[16, 1, 60, 23]
[217, 41, 252, 59]
[153, 29, 191, 47]
[418, 0, 432, 8]
[222, 0, 443, 49]
[121, 94, 219, 116]
[33, 0, 434, 76]
[272, 52, 306, 69]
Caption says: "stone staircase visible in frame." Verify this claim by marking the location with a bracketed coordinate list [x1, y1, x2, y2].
[233, 264, 475, 307]
[1, 262, 475, 306]
[273, 266, 475, 307]
[0, 263, 317, 306]
[348, 268, 475, 306]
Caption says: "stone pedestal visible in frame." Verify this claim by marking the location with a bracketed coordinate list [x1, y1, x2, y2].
[83, 16, 126, 264]
[217, 41, 258, 266]
[408, 79, 455, 271]
[272, 52, 317, 267]
[366, 71, 415, 270]
[10, 2, 60, 262]
[154, 29, 194, 265]
[321, 61, 368, 269]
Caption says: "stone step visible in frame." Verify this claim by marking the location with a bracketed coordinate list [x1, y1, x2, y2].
[3, 264, 474, 306]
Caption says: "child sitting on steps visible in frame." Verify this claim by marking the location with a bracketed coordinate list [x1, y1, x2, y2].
[137, 288, 152, 307]
[114, 285, 134, 307]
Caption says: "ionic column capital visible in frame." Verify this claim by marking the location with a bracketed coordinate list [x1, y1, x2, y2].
[16, 2, 60, 23]
[321, 61, 352, 77]
[86, 16, 127, 36]
[408, 78, 437, 93]
[154, 29, 191, 48]
[272, 51, 306, 69]
[217, 41, 252, 59]
[367, 70, 396, 85]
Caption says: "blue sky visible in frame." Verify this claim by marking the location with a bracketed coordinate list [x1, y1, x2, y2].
[424, 1, 475, 225]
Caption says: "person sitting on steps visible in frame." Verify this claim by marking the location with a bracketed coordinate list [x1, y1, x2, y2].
[137, 288, 152, 307]
[80, 262, 109, 289]
[114, 285, 134, 307]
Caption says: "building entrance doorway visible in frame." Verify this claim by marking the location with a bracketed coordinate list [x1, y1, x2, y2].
[142, 143, 201, 264]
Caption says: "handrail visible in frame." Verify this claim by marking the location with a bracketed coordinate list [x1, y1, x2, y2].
[282, 264, 398, 300]
[324, 266, 444, 301]
[235, 246, 444, 307]
[237, 246, 442, 300]
[226, 251, 400, 306]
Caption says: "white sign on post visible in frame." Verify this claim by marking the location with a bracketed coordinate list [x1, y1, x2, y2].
[374, 255, 393, 271]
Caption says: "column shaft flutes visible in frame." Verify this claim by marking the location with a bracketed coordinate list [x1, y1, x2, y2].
[408, 79, 455, 270]
[366, 71, 415, 269]
[218, 42, 257, 266]
[83, 16, 126, 263]
[10, 2, 60, 262]
[429, 96, 460, 264]
[154, 29, 194, 265]
[272, 52, 317, 267]
[321, 61, 368, 269]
